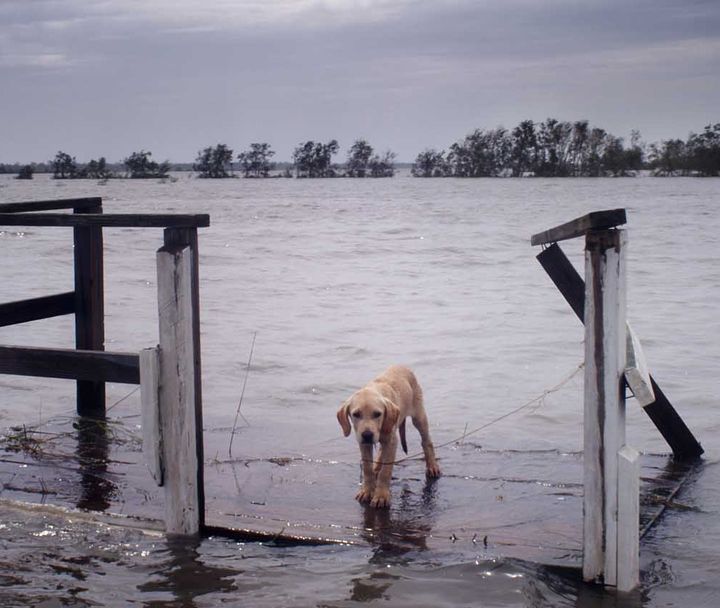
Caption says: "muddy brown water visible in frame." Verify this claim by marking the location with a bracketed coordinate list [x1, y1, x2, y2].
[1, 173, 719, 606]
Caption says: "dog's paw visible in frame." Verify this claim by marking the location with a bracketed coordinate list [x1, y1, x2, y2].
[355, 486, 374, 503]
[426, 462, 442, 478]
[370, 488, 391, 508]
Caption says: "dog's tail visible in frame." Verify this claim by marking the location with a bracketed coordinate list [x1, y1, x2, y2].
[399, 419, 408, 454]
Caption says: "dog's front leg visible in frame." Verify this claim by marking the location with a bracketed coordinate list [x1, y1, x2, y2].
[355, 443, 375, 503]
[370, 435, 397, 508]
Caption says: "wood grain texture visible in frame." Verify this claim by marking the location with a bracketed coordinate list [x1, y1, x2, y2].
[156, 244, 202, 535]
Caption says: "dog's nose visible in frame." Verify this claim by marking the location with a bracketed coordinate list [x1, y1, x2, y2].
[361, 430, 374, 443]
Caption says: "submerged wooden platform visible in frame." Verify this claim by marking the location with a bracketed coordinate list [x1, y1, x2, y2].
[0, 413, 694, 568]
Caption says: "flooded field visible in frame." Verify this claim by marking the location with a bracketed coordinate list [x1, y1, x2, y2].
[1, 173, 719, 606]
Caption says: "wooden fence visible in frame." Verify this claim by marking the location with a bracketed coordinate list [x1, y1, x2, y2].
[0, 198, 209, 535]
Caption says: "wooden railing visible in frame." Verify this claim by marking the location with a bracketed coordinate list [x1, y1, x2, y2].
[1, 198, 209, 535]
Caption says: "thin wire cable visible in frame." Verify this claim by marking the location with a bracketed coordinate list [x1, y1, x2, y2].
[390, 361, 585, 466]
[106, 385, 141, 412]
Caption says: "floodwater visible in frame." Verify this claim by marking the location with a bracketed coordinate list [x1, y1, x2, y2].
[1, 172, 719, 606]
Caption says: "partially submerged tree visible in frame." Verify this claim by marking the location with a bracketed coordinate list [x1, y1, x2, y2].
[292, 140, 339, 177]
[76, 157, 112, 179]
[368, 150, 396, 177]
[649, 139, 689, 176]
[194, 144, 234, 178]
[52, 151, 77, 179]
[687, 123, 720, 176]
[124, 150, 170, 179]
[16, 164, 34, 180]
[413, 119, 651, 177]
[237, 143, 276, 177]
[346, 139, 374, 177]
[411, 149, 450, 177]
[447, 128, 512, 176]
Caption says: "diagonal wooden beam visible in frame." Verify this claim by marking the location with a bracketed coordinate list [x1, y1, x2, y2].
[536, 243, 703, 460]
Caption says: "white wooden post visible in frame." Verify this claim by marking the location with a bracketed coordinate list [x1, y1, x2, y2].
[139, 346, 163, 486]
[156, 244, 202, 535]
[617, 445, 640, 592]
[583, 229, 627, 585]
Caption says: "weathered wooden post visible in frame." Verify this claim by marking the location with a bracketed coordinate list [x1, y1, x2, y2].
[142, 227, 205, 535]
[583, 228, 628, 586]
[73, 199, 105, 417]
[617, 445, 640, 592]
[531, 210, 646, 591]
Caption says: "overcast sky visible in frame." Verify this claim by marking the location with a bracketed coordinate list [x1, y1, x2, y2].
[2, 0, 719, 163]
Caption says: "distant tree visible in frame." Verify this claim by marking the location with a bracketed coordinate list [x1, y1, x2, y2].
[292, 140, 339, 177]
[510, 120, 539, 176]
[368, 150, 396, 177]
[601, 137, 630, 177]
[52, 151, 77, 179]
[447, 128, 511, 177]
[649, 139, 689, 176]
[535, 118, 573, 177]
[123, 150, 170, 179]
[237, 143, 276, 177]
[16, 164, 34, 180]
[687, 123, 720, 176]
[411, 149, 450, 177]
[346, 139, 374, 177]
[194, 144, 234, 178]
[76, 157, 111, 179]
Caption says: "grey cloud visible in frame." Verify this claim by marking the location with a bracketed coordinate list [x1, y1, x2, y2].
[1, 0, 719, 162]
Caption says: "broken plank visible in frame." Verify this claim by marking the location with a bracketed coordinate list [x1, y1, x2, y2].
[626, 323, 655, 407]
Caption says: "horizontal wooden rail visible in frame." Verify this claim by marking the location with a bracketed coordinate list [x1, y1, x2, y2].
[0, 345, 140, 384]
[0, 198, 102, 213]
[0, 213, 210, 229]
[0, 292, 75, 327]
[530, 208, 626, 246]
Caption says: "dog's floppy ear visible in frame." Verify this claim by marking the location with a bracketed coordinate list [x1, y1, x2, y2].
[381, 399, 400, 436]
[336, 401, 352, 437]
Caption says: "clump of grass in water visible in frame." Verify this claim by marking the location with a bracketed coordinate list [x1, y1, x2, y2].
[0, 417, 141, 462]
[0, 425, 50, 458]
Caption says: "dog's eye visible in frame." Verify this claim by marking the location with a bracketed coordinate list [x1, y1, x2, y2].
[352, 411, 361, 418]
[372, 411, 382, 419]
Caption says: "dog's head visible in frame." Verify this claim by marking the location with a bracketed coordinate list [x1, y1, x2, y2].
[337, 388, 400, 445]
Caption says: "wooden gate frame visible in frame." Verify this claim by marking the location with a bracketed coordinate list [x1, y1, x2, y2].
[0, 197, 209, 535]
[531, 209, 703, 591]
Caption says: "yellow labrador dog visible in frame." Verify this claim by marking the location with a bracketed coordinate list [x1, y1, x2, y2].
[337, 365, 441, 508]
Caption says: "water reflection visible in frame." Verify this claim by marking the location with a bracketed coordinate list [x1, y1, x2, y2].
[138, 536, 238, 607]
[74, 417, 114, 512]
[361, 476, 439, 560]
[348, 476, 440, 602]
[537, 565, 645, 608]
